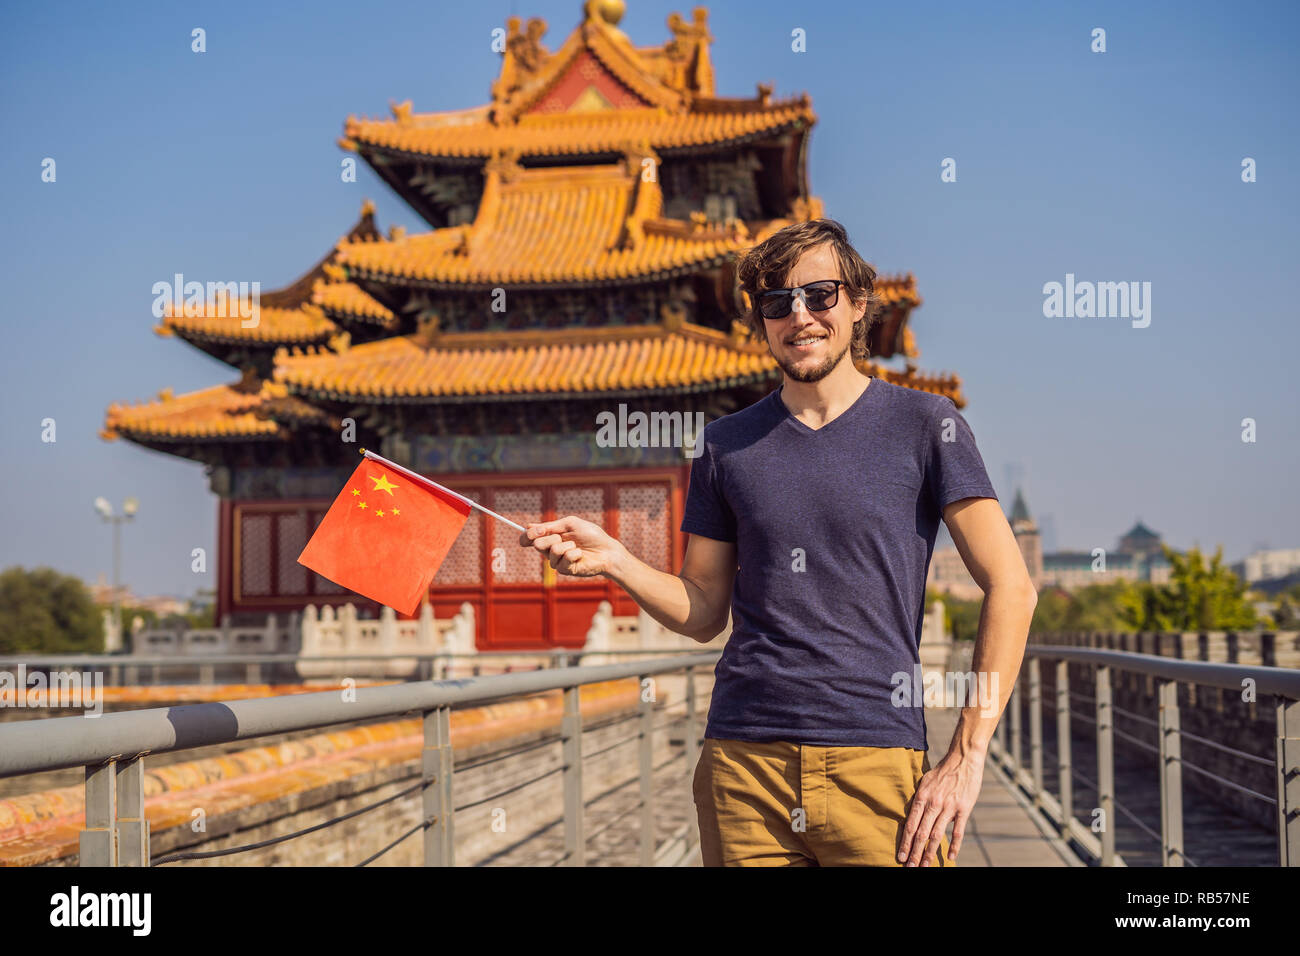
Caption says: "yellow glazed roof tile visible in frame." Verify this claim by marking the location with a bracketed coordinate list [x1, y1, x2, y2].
[101, 377, 328, 443]
[271, 321, 966, 405]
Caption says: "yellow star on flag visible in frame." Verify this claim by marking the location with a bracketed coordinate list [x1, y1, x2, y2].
[358, 501, 368, 510]
[351, 488, 360, 496]
[370, 473, 398, 496]
[376, 509, 385, 518]
[391, 508, 400, 517]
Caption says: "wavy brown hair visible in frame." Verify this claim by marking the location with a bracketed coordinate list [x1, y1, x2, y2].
[735, 218, 883, 361]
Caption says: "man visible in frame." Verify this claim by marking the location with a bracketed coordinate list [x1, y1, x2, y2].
[521, 218, 1035, 866]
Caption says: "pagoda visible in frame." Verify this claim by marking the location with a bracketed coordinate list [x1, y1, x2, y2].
[101, 0, 968, 650]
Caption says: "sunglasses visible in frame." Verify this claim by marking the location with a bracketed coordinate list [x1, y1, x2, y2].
[757, 279, 846, 320]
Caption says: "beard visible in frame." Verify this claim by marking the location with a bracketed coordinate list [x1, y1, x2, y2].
[772, 336, 852, 383]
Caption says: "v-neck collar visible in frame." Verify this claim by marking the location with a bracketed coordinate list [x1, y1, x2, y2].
[773, 377, 880, 435]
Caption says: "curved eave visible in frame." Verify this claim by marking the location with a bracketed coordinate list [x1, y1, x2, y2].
[351, 117, 814, 166]
[280, 370, 780, 406]
[168, 326, 334, 350]
[341, 254, 734, 293]
[104, 426, 290, 445]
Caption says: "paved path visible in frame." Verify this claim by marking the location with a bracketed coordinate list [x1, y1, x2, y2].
[483, 706, 1075, 866]
[924, 706, 1074, 867]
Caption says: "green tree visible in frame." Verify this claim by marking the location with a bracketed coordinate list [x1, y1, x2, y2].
[1271, 582, 1300, 629]
[0, 566, 103, 654]
[923, 588, 985, 642]
[1032, 581, 1136, 633]
[1119, 545, 1257, 630]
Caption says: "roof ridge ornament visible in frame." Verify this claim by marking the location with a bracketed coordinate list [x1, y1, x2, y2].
[491, 15, 551, 107]
[584, 0, 626, 26]
[664, 7, 714, 96]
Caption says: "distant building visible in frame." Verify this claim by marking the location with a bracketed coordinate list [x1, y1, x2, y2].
[1238, 548, 1300, 584]
[925, 490, 1173, 598]
[89, 574, 190, 619]
[1008, 488, 1043, 585]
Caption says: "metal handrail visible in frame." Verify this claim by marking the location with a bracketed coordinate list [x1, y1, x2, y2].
[0, 652, 720, 868]
[0, 652, 716, 778]
[0, 648, 697, 669]
[1023, 646, 1300, 697]
[993, 642, 1299, 868]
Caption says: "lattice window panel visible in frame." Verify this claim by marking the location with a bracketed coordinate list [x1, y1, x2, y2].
[434, 502, 483, 586]
[276, 512, 309, 595]
[308, 510, 345, 594]
[239, 514, 272, 596]
[617, 485, 670, 572]
[554, 486, 605, 585]
[491, 488, 543, 584]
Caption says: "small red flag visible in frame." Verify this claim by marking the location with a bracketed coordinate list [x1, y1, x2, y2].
[297, 460, 472, 615]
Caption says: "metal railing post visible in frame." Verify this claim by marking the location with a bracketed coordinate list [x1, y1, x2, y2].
[1009, 681, 1022, 776]
[1158, 679, 1184, 866]
[80, 760, 117, 866]
[1029, 658, 1043, 807]
[1056, 660, 1072, 838]
[246, 662, 262, 685]
[1276, 696, 1298, 866]
[423, 705, 454, 866]
[561, 685, 584, 866]
[115, 756, 149, 866]
[1096, 665, 1116, 866]
[639, 674, 654, 866]
[685, 666, 698, 773]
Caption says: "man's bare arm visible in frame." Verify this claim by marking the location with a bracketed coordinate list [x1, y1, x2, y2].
[899, 495, 1036, 865]
[942, 495, 1037, 757]
[521, 519, 736, 643]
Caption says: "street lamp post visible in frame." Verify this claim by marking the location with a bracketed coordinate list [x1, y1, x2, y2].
[94, 496, 138, 653]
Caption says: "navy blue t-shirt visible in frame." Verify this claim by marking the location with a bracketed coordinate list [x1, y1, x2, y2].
[680, 378, 998, 750]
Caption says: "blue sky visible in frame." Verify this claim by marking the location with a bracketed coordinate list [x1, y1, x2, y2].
[2, 0, 1297, 599]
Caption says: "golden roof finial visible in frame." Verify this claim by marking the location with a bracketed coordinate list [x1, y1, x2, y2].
[585, 0, 625, 26]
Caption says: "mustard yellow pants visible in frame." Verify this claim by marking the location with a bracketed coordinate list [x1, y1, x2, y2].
[692, 737, 953, 867]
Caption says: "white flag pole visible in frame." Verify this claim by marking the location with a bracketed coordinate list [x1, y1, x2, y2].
[359, 448, 527, 533]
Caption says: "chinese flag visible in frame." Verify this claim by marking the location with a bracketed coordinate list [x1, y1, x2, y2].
[297, 460, 472, 615]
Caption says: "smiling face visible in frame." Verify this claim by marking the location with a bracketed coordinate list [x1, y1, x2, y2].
[763, 242, 867, 383]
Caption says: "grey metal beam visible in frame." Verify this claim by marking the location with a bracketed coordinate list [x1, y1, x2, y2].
[0, 652, 721, 779]
[1009, 681, 1022, 774]
[561, 685, 584, 867]
[1276, 696, 1298, 866]
[1056, 660, 1072, 839]
[639, 675, 654, 866]
[115, 757, 149, 867]
[1096, 665, 1116, 867]
[423, 706, 453, 866]
[1024, 645, 1300, 698]
[79, 760, 116, 867]
[1158, 679, 1185, 867]
[1029, 658, 1043, 809]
